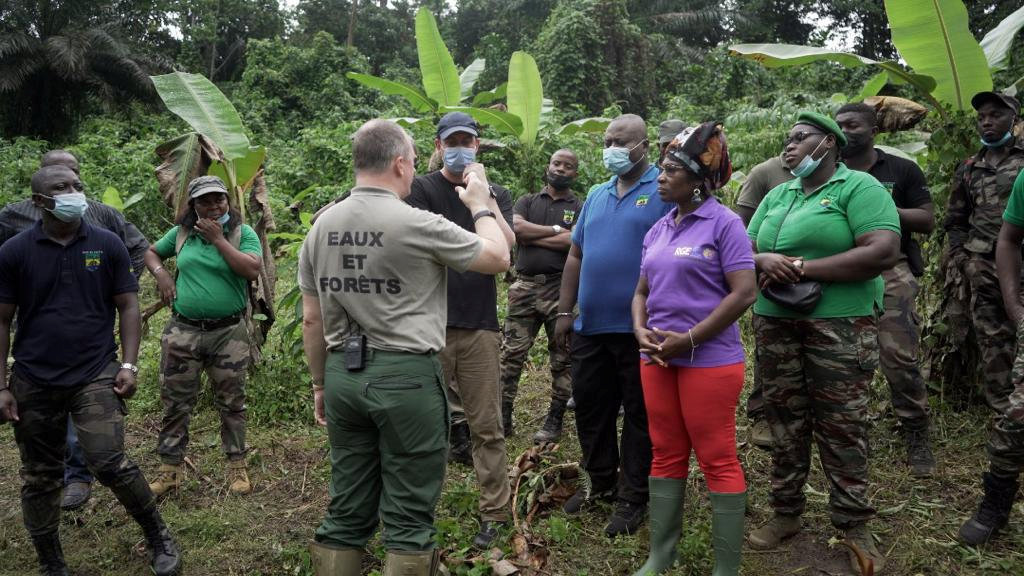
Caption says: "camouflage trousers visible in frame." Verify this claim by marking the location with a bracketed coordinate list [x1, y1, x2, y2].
[878, 261, 930, 428]
[753, 314, 877, 528]
[965, 253, 1017, 413]
[11, 362, 156, 536]
[157, 316, 251, 464]
[988, 320, 1024, 476]
[499, 277, 572, 406]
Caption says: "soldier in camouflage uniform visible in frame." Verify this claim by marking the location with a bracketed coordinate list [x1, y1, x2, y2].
[144, 176, 263, 497]
[746, 112, 900, 574]
[957, 94, 1024, 545]
[499, 149, 582, 443]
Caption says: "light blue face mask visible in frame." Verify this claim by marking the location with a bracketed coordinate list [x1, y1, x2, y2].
[603, 140, 645, 175]
[217, 212, 230, 225]
[443, 147, 476, 173]
[981, 131, 1013, 148]
[41, 192, 88, 222]
[790, 136, 829, 179]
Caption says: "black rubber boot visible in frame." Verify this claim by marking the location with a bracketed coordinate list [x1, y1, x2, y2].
[533, 399, 567, 444]
[31, 532, 70, 576]
[133, 507, 183, 576]
[448, 421, 473, 466]
[959, 471, 1019, 546]
[501, 399, 514, 437]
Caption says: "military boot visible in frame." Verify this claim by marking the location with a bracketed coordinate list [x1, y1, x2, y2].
[132, 507, 182, 576]
[748, 419, 773, 450]
[843, 523, 885, 575]
[959, 472, 1019, 546]
[533, 399, 567, 444]
[309, 541, 362, 576]
[227, 459, 252, 494]
[709, 492, 745, 576]
[382, 549, 447, 576]
[31, 532, 69, 576]
[448, 421, 473, 467]
[631, 477, 684, 576]
[903, 424, 936, 478]
[747, 514, 801, 550]
[148, 463, 184, 496]
[501, 398, 514, 437]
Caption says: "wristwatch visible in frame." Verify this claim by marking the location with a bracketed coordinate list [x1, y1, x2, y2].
[120, 362, 139, 375]
[552, 225, 563, 234]
[473, 209, 497, 223]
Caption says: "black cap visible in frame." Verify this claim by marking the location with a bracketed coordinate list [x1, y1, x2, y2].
[971, 91, 1020, 115]
[436, 112, 479, 140]
[658, 119, 687, 144]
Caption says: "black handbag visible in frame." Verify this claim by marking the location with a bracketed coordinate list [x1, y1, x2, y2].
[762, 280, 822, 314]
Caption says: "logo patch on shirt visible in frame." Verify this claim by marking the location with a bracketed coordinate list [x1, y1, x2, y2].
[674, 246, 693, 257]
[562, 209, 576, 225]
[702, 247, 717, 259]
[82, 250, 102, 271]
[819, 198, 832, 207]
[635, 195, 649, 207]
[880, 181, 895, 194]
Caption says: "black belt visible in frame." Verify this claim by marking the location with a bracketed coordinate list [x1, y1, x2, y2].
[173, 312, 243, 330]
[517, 272, 562, 284]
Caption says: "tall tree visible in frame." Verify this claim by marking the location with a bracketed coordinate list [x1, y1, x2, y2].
[294, 0, 417, 75]
[173, 0, 285, 82]
[0, 0, 167, 139]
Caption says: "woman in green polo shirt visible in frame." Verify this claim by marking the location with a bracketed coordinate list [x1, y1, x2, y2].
[143, 176, 263, 497]
[745, 112, 900, 575]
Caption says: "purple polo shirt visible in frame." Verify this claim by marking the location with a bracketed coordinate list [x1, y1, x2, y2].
[640, 197, 754, 367]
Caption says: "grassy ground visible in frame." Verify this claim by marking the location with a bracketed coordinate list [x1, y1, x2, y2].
[2, 320, 1024, 575]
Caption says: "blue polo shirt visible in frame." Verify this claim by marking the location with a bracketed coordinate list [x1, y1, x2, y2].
[0, 221, 138, 388]
[572, 165, 671, 334]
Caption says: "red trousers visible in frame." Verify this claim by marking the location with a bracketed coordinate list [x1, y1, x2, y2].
[640, 362, 746, 493]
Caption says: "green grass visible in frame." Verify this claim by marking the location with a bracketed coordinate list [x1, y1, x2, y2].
[2, 296, 1024, 575]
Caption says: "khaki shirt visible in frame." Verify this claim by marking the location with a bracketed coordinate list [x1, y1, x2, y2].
[945, 139, 1024, 255]
[298, 186, 482, 353]
[736, 155, 793, 210]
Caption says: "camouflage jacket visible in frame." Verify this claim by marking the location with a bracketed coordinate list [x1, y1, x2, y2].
[944, 138, 1024, 256]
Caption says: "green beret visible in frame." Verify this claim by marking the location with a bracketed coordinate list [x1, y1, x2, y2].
[795, 110, 847, 147]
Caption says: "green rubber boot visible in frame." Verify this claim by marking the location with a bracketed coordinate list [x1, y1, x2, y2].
[631, 477, 685, 576]
[382, 549, 447, 576]
[710, 492, 746, 576]
[309, 541, 362, 576]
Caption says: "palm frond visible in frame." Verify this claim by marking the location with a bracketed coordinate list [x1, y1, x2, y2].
[44, 33, 90, 79]
[0, 53, 46, 92]
[0, 31, 38, 59]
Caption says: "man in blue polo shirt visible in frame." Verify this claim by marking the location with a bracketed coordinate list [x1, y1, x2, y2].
[0, 165, 181, 576]
[554, 114, 672, 536]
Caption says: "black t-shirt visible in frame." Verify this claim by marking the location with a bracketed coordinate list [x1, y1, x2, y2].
[513, 188, 582, 275]
[866, 149, 933, 276]
[0, 221, 138, 387]
[407, 170, 514, 331]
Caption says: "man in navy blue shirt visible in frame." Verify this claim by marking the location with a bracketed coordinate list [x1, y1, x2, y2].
[0, 165, 181, 576]
[555, 114, 672, 536]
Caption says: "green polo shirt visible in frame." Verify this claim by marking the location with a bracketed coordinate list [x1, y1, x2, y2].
[154, 224, 262, 319]
[1002, 170, 1024, 227]
[747, 163, 900, 318]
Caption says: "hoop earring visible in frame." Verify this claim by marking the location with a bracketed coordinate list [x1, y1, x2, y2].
[692, 188, 703, 204]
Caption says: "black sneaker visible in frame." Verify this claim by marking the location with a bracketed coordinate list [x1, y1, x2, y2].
[472, 520, 507, 549]
[60, 482, 92, 511]
[604, 500, 647, 537]
[562, 483, 614, 515]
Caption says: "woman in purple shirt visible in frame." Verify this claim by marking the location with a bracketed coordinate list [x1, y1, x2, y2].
[630, 122, 757, 576]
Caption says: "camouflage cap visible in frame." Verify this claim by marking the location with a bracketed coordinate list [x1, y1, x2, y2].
[971, 91, 1020, 115]
[188, 175, 228, 199]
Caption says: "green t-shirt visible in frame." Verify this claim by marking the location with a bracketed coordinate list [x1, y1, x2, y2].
[1002, 170, 1024, 227]
[154, 224, 262, 319]
[747, 163, 901, 318]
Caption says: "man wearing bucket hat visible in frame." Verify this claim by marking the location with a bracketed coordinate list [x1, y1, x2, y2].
[406, 111, 516, 549]
[945, 91, 1024, 546]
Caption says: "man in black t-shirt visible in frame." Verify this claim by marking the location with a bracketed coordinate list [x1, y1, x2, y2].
[837, 102, 937, 477]
[498, 149, 582, 444]
[406, 112, 516, 549]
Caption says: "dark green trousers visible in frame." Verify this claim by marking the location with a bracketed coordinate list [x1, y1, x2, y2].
[315, 350, 448, 550]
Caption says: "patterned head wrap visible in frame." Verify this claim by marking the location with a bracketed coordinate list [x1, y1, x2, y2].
[664, 121, 732, 191]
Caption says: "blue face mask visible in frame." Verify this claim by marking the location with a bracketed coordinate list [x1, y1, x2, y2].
[217, 212, 230, 226]
[981, 131, 1013, 148]
[41, 192, 88, 222]
[443, 147, 476, 174]
[790, 137, 829, 179]
[603, 141, 644, 175]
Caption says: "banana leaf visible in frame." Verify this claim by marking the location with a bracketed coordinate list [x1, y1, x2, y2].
[507, 52, 543, 146]
[557, 117, 612, 136]
[854, 72, 889, 102]
[154, 132, 220, 220]
[473, 83, 507, 107]
[883, 0, 992, 110]
[347, 73, 435, 113]
[460, 58, 486, 102]
[980, 5, 1024, 72]
[415, 7, 460, 107]
[208, 145, 267, 209]
[151, 72, 251, 160]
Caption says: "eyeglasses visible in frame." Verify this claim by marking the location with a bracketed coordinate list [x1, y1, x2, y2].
[783, 131, 826, 147]
[661, 163, 689, 176]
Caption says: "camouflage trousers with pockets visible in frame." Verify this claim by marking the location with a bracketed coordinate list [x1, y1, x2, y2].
[989, 319, 1024, 477]
[157, 316, 251, 464]
[878, 261, 930, 428]
[753, 314, 877, 528]
[499, 277, 572, 406]
[12, 362, 156, 536]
